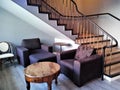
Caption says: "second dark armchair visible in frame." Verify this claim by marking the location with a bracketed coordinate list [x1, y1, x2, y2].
[59, 45, 104, 87]
[17, 38, 57, 67]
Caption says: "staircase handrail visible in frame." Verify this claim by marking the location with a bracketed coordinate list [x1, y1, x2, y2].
[86, 13, 120, 21]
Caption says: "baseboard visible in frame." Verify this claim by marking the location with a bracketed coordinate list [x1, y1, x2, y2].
[104, 75, 120, 82]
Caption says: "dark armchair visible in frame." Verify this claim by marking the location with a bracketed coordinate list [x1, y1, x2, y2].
[16, 38, 57, 67]
[59, 46, 103, 87]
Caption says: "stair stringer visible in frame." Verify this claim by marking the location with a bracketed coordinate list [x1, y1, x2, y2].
[12, 0, 77, 40]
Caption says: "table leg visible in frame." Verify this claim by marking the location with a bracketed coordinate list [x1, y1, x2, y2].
[26, 81, 30, 90]
[0, 60, 2, 70]
[55, 72, 60, 84]
[55, 77, 58, 84]
[47, 81, 52, 90]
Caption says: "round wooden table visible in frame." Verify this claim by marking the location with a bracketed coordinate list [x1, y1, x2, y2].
[24, 62, 60, 90]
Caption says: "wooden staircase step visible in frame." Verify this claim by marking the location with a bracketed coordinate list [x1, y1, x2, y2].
[86, 41, 110, 49]
[76, 37, 104, 44]
[105, 53, 120, 65]
[27, 0, 41, 6]
[80, 39, 110, 45]
[105, 63, 120, 77]
[76, 36, 104, 45]
[39, 5, 51, 14]
[104, 47, 119, 53]
[78, 33, 95, 37]
[78, 34, 104, 39]
[106, 49, 120, 56]
[97, 46, 118, 55]
[49, 14, 60, 20]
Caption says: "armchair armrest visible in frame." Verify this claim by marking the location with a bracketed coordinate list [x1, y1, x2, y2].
[74, 55, 103, 72]
[60, 49, 76, 60]
[73, 54, 103, 86]
[16, 46, 29, 67]
[41, 44, 53, 53]
[79, 54, 103, 63]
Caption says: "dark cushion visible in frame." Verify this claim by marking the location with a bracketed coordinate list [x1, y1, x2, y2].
[75, 45, 96, 60]
[22, 38, 41, 50]
[79, 54, 102, 63]
[29, 49, 56, 64]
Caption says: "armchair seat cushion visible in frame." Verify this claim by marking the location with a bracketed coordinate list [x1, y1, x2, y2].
[29, 49, 56, 64]
[60, 59, 74, 70]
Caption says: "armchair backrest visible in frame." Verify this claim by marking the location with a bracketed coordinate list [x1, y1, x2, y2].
[75, 45, 96, 60]
[22, 38, 41, 50]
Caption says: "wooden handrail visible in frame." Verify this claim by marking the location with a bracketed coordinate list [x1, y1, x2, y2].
[86, 13, 120, 21]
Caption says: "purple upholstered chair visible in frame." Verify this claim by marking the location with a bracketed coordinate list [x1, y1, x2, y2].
[58, 45, 104, 87]
[16, 38, 57, 67]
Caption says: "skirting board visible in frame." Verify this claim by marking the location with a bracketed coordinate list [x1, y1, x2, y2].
[104, 75, 120, 82]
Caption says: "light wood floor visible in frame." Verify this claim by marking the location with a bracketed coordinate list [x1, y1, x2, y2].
[1, 63, 120, 90]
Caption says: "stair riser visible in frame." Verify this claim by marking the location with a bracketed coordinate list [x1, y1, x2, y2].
[76, 37, 103, 44]
[105, 47, 118, 53]
[27, 0, 41, 5]
[105, 53, 120, 63]
[97, 47, 117, 55]
[58, 19, 82, 34]
[85, 42, 110, 49]
[81, 40, 110, 45]
[105, 63, 120, 75]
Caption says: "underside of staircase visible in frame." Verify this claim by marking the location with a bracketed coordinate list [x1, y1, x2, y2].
[15, 0, 120, 78]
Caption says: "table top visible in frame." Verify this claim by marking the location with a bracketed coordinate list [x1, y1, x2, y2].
[24, 62, 60, 78]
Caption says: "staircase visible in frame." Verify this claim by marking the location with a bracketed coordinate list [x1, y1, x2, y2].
[15, 0, 120, 78]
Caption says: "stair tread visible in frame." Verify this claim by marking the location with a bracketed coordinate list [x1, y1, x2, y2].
[79, 33, 95, 37]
